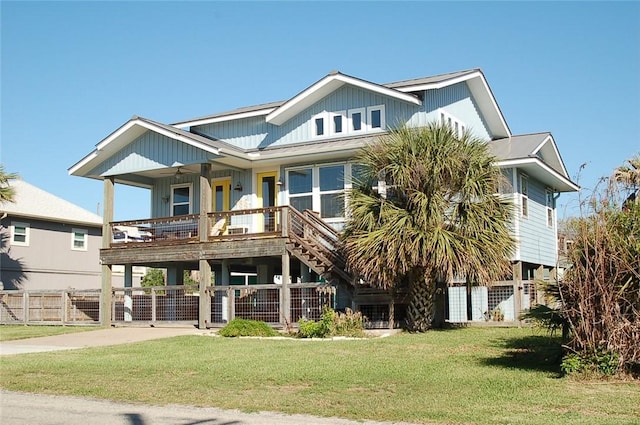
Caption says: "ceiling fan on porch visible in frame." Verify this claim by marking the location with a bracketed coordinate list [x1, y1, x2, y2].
[155, 166, 186, 180]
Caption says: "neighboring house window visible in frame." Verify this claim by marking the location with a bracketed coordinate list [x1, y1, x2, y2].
[171, 184, 192, 216]
[71, 228, 88, 251]
[11, 222, 29, 246]
[349, 108, 365, 133]
[439, 109, 466, 138]
[546, 189, 554, 228]
[367, 105, 386, 130]
[520, 175, 529, 218]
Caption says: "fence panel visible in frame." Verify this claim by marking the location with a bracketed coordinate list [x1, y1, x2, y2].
[0, 292, 26, 323]
[289, 284, 335, 322]
[112, 286, 199, 324]
[0, 290, 101, 325]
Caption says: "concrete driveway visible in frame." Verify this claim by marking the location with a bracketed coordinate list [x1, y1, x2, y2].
[0, 326, 205, 355]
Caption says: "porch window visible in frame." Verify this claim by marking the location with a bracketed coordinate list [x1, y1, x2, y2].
[319, 165, 345, 218]
[288, 168, 313, 212]
[171, 184, 192, 216]
[71, 228, 88, 251]
[11, 222, 29, 246]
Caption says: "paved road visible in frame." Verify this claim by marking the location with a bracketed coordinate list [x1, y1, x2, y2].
[1, 391, 418, 425]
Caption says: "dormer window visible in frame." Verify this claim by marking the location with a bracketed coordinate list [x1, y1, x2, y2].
[331, 111, 345, 134]
[314, 114, 325, 136]
[349, 108, 364, 132]
[367, 105, 385, 130]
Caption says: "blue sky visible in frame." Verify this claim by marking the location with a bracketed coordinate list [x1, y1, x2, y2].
[2, 1, 639, 221]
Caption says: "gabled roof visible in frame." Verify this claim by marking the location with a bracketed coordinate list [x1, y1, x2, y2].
[488, 133, 579, 192]
[172, 101, 285, 128]
[0, 180, 103, 227]
[265, 71, 423, 126]
[69, 116, 225, 178]
[387, 68, 510, 139]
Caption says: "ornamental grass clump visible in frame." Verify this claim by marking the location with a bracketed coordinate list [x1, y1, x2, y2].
[298, 307, 366, 338]
[218, 318, 279, 337]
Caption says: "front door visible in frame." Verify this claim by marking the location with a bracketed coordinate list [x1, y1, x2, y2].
[212, 178, 231, 212]
[257, 171, 277, 232]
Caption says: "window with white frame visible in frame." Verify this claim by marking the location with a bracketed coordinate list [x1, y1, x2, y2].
[171, 184, 192, 216]
[331, 111, 346, 135]
[11, 222, 29, 246]
[286, 163, 349, 221]
[348, 108, 365, 133]
[546, 189, 554, 228]
[313, 113, 326, 137]
[288, 168, 313, 213]
[439, 109, 466, 138]
[520, 175, 529, 218]
[71, 228, 88, 251]
[367, 105, 385, 130]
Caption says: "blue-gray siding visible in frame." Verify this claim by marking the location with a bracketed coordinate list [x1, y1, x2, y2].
[193, 82, 492, 150]
[517, 173, 557, 266]
[89, 131, 216, 177]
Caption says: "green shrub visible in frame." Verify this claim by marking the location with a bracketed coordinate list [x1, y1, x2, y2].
[218, 318, 279, 337]
[298, 307, 366, 338]
[561, 349, 620, 377]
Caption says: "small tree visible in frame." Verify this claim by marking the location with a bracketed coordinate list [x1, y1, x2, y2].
[559, 154, 640, 376]
[141, 268, 165, 287]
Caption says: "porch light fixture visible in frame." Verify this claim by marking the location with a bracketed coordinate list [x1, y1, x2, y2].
[276, 177, 284, 187]
[161, 196, 170, 203]
[234, 182, 243, 191]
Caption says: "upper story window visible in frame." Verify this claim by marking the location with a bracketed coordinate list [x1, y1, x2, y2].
[11, 222, 29, 246]
[439, 109, 466, 138]
[367, 105, 385, 130]
[349, 108, 365, 133]
[313, 106, 386, 139]
[171, 184, 192, 216]
[520, 175, 529, 218]
[71, 228, 88, 251]
[288, 168, 313, 212]
[546, 189, 554, 228]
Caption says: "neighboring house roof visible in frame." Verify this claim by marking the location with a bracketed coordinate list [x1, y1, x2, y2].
[0, 180, 103, 227]
[489, 133, 579, 192]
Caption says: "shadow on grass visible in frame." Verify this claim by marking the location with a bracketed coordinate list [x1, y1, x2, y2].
[481, 334, 564, 377]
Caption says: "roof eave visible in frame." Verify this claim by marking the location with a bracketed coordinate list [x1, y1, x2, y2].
[266, 73, 422, 126]
[496, 158, 580, 192]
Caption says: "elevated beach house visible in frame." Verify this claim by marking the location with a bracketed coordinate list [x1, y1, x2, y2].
[69, 69, 578, 328]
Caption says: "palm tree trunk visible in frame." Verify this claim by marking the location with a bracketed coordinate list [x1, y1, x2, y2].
[406, 271, 435, 332]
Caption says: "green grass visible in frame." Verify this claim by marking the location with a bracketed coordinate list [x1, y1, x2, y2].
[1, 327, 638, 425]
[0, 324, 96, 341]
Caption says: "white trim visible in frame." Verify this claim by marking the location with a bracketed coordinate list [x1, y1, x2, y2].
[511, 168, 520, 261]
[520, 174, 529, 219]
[266, 73, 420, 126]
[71, 228, 88, 251]
[438, 109, 466, 137]
[170, 183, 193, 216]
[330, 110, 346, 135]
[172, 108, 278, 128]
[348, 108, 366, 133]
[495, 158, 580, 192]
[393, 71, 483, 92]
[10, 221, 30, 246]
[367, 105, 386, 131]
[531, 134, 570, 178]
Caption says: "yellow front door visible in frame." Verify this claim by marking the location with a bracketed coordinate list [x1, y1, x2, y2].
[212, 178, 231, 212]
[257, 171, 277, 232]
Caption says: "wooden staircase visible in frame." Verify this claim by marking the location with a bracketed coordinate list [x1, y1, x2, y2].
[284, 208, 352, 284]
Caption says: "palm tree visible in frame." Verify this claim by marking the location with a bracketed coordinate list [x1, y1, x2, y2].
[0, 165, 18, 203]
[342, 124, 515, 331]
[611, 154, 639, 208]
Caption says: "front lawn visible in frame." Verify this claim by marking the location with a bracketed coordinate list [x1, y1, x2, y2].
[0, 327, 637, 425]
[0, 324, 95, 341]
